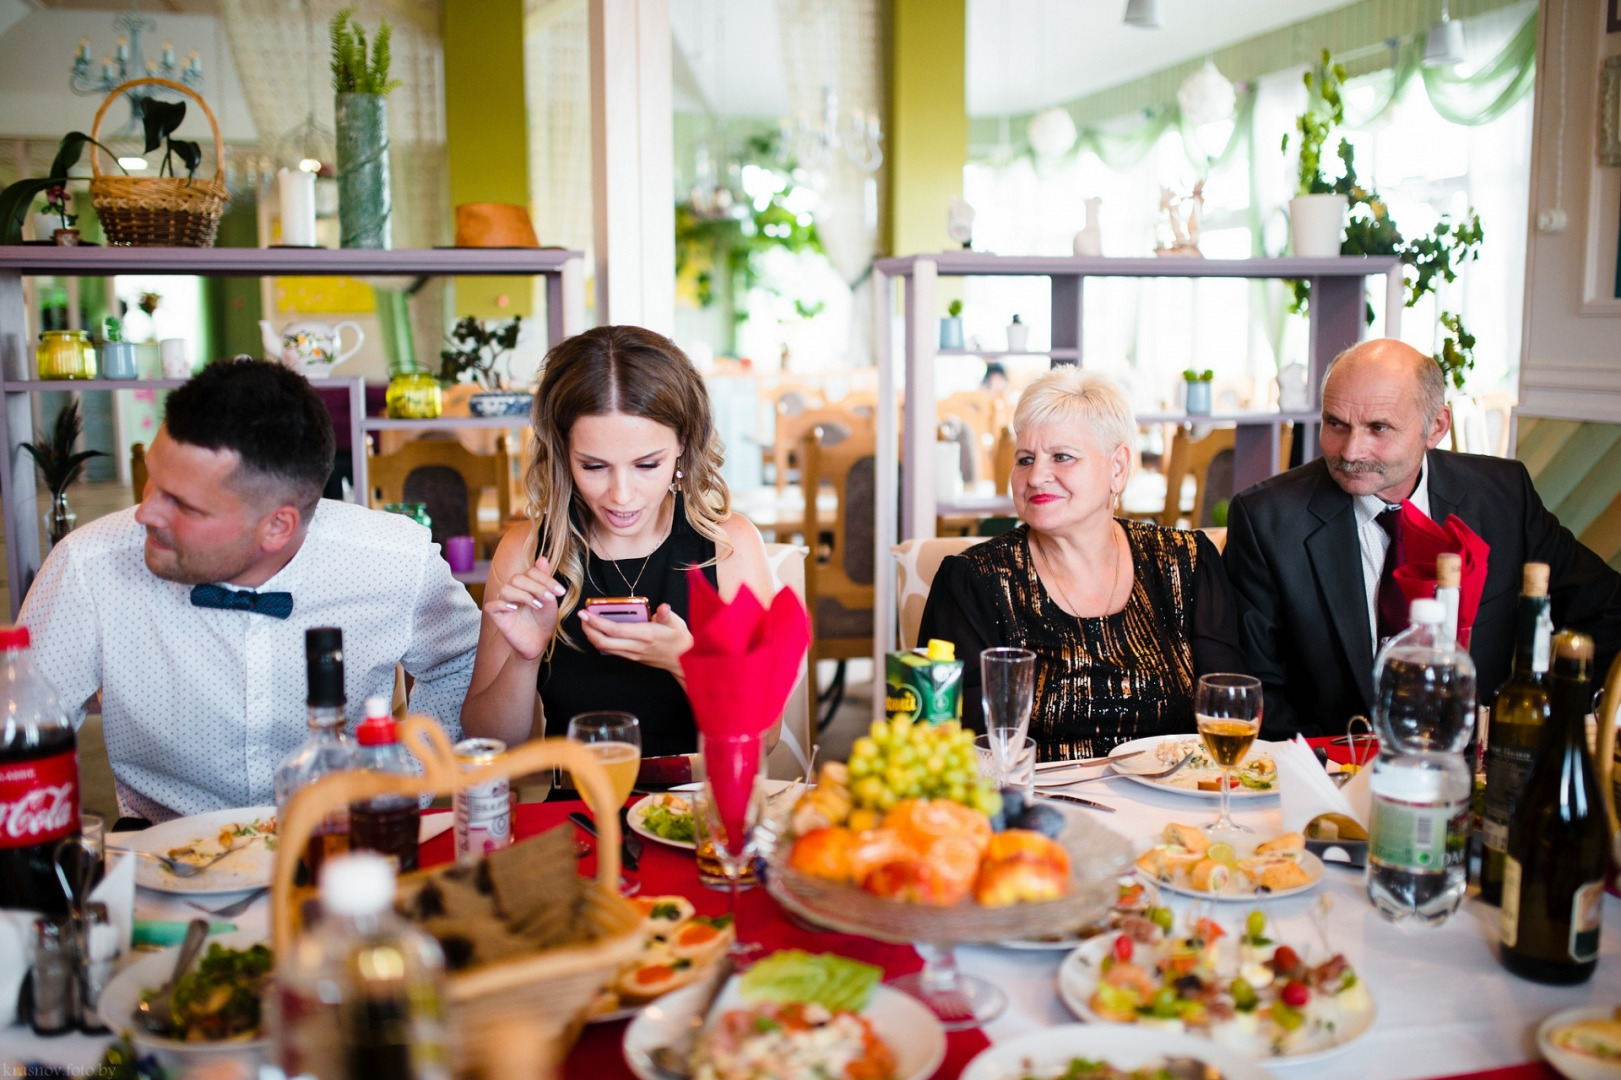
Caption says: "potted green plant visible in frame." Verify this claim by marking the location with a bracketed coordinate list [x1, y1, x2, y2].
[0, 131, 123, 246]
[1182, 369, 1215, 415]
[330, 7, 402, 249]
[1282, 50, 1350, 257]
[440, 315, 529, 416]
[24, 399, 107, 546]
[940, 298, 965, 350]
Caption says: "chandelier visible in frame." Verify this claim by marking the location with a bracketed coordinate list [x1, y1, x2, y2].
[783, 86, 883, 174]
[69, 1, 203, 136]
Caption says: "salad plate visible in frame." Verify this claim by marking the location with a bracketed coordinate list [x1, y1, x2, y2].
[116, 806, 279, 895]
[959, 1023, 1270, 1080]
[1107, 735, 1278, 799]
[630, 780, 800, 852]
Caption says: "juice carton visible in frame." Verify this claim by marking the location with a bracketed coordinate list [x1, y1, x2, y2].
[886, 638, 964, 724]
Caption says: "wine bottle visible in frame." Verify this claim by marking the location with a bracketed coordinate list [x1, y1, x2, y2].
[1500, 630, 1611, 984]
[1479, 563, 1552, 906]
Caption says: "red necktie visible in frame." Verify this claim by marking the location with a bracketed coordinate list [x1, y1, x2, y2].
[1375, 505, 1407, 642]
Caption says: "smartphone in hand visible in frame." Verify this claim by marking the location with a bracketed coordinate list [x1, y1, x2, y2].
[585, 596, 651, 623]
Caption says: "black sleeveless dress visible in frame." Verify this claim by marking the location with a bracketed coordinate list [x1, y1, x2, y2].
[537, 496, 718, 757]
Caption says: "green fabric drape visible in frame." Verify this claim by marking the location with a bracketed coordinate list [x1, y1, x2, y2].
[1421, 12, 1538, 126]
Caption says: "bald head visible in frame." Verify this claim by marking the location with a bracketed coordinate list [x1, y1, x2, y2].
[1318, 338, 1452, 503]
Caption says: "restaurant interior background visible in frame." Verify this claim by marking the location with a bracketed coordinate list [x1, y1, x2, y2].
[1, 0, 1619, 804]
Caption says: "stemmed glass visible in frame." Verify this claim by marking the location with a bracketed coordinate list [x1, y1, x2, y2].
[982, 648, 1036, 787]
[1194, 674, 1264, 833]
[567, 711, 642, 896]
[695, 734, 766, 962]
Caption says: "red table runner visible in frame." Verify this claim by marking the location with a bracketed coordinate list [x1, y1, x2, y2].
[419, 802, 992, 1080]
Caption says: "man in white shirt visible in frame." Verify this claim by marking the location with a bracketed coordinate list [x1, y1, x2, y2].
[18, 359, 482, 822]
[1224, 339, 1621, 737]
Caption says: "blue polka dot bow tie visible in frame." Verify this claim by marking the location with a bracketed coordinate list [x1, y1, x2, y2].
[189, 583, 294, 619]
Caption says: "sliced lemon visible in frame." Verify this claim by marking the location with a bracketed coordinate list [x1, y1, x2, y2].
[1207, 842, 1238, 866]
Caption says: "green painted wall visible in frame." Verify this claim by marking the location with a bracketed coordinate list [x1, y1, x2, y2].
[886, 0, 967, 261]
[443, 0, 531, 318]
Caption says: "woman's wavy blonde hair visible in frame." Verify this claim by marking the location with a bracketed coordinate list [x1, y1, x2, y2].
[523, 325, 732, 647]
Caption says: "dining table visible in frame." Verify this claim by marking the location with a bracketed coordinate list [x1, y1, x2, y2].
[2, 742, 1614, 1080]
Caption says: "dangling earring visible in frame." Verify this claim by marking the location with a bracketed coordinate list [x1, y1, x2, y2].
[670, 467, 683, 493]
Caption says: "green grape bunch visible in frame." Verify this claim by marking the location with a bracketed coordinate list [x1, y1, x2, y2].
[846, 716, 1003, 817]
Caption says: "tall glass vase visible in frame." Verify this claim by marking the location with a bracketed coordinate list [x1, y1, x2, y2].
[44, 492, 76, 548]
[336, 92, 392, 250]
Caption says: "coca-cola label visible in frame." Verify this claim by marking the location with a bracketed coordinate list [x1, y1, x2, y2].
[0, 749, 79, 848]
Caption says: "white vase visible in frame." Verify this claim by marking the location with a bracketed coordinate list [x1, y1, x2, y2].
[1006, 319, 1029, 354]
[1288, 194, 1348, 258]
[1276, 363, 1310, 412]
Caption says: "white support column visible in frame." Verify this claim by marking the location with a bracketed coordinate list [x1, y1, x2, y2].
[873, 266, 897, 719]
[901, 259, 938, 543]
[589, 0, 675, 334]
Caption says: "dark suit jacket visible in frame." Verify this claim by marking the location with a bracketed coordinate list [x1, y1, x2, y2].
[1224, 451, 1621, 738]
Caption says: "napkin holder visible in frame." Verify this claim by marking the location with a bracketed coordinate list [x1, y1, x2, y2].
[273, 717, 642, 1080]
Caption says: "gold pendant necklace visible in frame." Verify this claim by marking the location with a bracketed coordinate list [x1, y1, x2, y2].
[1036, 524, 1123, 618]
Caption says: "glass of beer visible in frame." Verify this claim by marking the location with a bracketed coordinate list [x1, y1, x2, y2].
[1195, 674, 1263, 833]
[567, 711, 641, 894]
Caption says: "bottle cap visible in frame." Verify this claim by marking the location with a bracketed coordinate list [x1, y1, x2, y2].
[925, 639, 956, 662]
[319, 852, 395, 916]
[0, 626, 30, 650]
[1522, 562, 1550, 597]
[1435, 553, 1462, 589]
[305, 627, 345, 708]
[1408, 598, 1444, 625]
[355, 696, 398, 746]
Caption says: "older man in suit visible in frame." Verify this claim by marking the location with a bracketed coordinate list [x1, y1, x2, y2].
[1224, 338, 1621, 738]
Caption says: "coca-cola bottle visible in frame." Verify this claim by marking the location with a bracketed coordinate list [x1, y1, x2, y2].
[0, 626, 80, 915]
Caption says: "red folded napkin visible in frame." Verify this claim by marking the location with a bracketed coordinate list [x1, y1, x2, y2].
[1392, 501, 1490, 640]
[680, 568, 810, 842]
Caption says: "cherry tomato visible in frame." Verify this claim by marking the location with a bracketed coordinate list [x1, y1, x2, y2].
[1273, 945, 1301, 973]
[1113, 934, 1134, 964]
[1281, 980, 1310, 1009]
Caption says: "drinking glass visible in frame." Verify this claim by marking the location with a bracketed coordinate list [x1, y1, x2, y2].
[981, 648, 1036, 787]
[568, 711, 642, 895]
[975, 734, 1035, 797]
[697, 734, 767, 962]
[1195, 674, 1264, 833]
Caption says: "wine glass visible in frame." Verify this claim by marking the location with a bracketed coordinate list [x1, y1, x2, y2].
[696, 734, 766, 962]
[567, 711, 642, 895]
[982, 648, 1036, 788]
[1195, 674, 1263, 833]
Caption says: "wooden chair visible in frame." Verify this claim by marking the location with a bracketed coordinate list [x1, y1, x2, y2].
[1160, 426, 1236, 528]
[772, 405, 874, 495]
[937, 389, 1000, 482]
[130, 442, 148, 503]
[892, 537, 983, 651]
[802, 423, 877, 729]
[367, 434, 513, 554]
[993, 425, 1015, 496]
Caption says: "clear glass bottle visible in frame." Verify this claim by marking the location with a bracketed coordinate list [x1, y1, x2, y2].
[349, 696, 421, 874]
[275, 852, 451, 1080]
[1372, 598, 1477, 755]
[275, 627, 354, 886]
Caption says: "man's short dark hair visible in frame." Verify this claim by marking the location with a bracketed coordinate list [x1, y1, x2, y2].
[164, 359, 334, 511]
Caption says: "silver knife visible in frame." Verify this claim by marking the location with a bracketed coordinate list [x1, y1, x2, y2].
[1036, 790, 1116, 812]
[1034, 749, 1146, 772]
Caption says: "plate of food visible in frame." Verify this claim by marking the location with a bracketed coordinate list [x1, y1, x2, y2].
[959, 1023, 1272, 1080]
[98, 929, 273, 1073]
[585, 893, 735, 1023]
[628, 793, 697, 850]
[1539, 1005, 1621, 1080]
[1056, 915, 1375, 1063]
[997, 878, 1173, 952]
[623, 950, 946, 1080]
[1134, 824, 1322, 901]
[116, 807, 279, 894]
[1108, 735, 1277, 799]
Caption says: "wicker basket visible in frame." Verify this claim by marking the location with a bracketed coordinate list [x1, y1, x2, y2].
[88, 78, 228, 247]
[272, 719, 642, 1080]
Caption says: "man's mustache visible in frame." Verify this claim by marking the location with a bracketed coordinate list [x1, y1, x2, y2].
[1328, 457, 1385, 476]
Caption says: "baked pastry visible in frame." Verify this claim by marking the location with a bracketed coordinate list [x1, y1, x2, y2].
[1255, 832, 1305, 856]
[1162, 823, 1210, 855]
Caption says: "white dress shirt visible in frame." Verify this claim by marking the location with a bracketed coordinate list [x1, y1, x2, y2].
[1352, 457, 1433, 650]
[18, 500, 482, 822]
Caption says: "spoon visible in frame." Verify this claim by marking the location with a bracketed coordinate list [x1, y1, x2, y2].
[134, 918, 210, 1036]
[648, 957, 734, 1080]
[111, 844, 243, 878]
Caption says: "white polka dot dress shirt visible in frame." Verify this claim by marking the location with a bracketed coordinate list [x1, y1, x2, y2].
[17, 500, 482, 822]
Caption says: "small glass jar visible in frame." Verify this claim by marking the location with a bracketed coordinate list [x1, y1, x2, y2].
[385, 372, 443, 419]
[37, 330, 96, 380]
[383, 502, 432, 531]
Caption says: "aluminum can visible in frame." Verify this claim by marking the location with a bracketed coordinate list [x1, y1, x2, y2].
[453, 738, 511, 859]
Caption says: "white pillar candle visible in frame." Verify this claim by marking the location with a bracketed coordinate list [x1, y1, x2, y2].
[278, 168, 318, 247]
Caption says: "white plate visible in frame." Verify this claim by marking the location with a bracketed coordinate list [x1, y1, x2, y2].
[627, 793, 697, 851]
[1133, 834, 1324, 902]
[116, 807, 279, 895]
[1057, 933, 1376, 1064]
[622, 976, 945, 1080]
[1108, 734, 1278, 800]
[98, 928, 272, 1073]
[1539, 1005, 1621, 1080]
[960, 1023, 1272, 1080]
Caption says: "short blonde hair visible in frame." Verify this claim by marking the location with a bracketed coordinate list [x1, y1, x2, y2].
[1013, 367, 1136, 454]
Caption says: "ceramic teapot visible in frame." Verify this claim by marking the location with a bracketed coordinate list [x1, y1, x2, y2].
[259, 319, 364, 377]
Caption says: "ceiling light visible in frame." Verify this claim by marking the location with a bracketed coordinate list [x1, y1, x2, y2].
[1028, 107, 1077, 158]
[117, 156, 148, 171]
[1424, 0, 1465, 66]
[1123, 0, 1161, 29]
[1177, 59, 1236, 125]
[298, 158, 322, 173]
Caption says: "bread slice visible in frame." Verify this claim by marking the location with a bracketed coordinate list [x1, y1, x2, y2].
[1189, 858, 1232, 893]
[1162, 823, 1210, 855]
[1255, 832, 1305, 856]
[1238, 857, 1312, 892]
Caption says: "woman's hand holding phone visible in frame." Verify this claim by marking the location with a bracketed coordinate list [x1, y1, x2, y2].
[486, 554, 567, 661]
[579, 602, 693, 682]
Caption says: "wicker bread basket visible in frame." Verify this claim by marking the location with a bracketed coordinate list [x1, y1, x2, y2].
[272, 718, 642, 1080]
[88, 78, 228, 247]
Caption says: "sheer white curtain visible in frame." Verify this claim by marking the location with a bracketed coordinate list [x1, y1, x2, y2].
[524, 0, 593, 292]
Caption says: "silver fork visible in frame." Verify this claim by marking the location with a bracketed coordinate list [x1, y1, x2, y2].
[187, 887, 269, 918]
[110, 844, 244, 878]
[1038, 749, 1197, 789]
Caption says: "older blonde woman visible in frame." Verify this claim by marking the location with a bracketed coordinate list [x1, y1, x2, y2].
[917, 368, 1248, 759]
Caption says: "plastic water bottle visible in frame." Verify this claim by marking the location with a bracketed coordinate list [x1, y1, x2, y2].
[1365, 598, 1476, 924]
